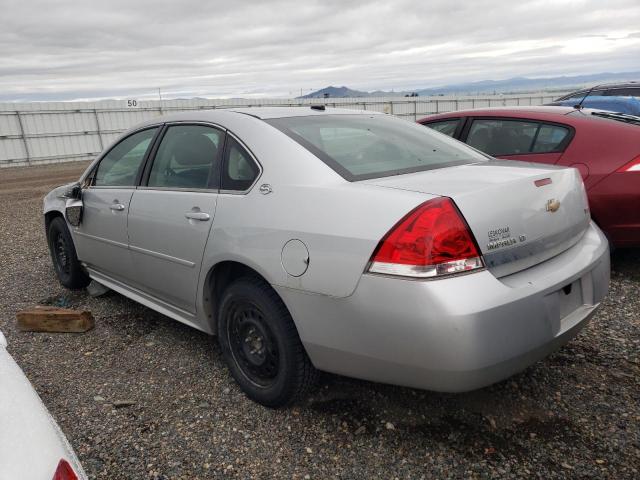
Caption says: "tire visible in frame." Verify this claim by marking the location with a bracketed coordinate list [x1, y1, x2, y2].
[47, 216, 90, 290]
[217, 276, 318, 408]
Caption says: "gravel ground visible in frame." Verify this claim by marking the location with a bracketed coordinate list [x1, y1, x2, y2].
[1, 162, 639, 480]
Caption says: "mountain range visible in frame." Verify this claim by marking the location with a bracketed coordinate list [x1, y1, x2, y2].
[298, 71, 640, 98]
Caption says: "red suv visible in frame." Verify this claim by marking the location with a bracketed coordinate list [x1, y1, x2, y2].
[418, 106, 640, 247]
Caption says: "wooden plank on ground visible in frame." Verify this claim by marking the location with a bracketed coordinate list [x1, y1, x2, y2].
[16, 306, 94, 333]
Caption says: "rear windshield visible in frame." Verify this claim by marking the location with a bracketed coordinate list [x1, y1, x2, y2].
[266, 114, 488, 181]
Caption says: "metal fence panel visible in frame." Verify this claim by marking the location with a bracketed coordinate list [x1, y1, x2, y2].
[0, 113, 21, 136]
[0, 92, 564, 167]
[0, 138, 26, 163]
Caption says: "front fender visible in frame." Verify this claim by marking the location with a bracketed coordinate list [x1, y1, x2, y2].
[43, 183, 76, 216]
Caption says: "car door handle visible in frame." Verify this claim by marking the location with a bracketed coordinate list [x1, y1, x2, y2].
[184, 211, 210, 221]
[109, 203, 125, 211]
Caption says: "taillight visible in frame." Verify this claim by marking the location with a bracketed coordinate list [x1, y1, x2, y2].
[368, 197, 484, 278]
[52, 459, 78, 480]
[617, 154, 640, 172]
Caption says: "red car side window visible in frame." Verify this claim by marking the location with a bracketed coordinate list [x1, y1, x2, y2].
[466, 119, 570, 156]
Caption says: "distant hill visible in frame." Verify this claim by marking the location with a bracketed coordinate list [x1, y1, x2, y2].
[298, 71, 640, 98]
[298, 86, 370, 98]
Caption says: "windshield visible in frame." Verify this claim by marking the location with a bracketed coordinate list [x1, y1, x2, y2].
[266, 114, 488, 181]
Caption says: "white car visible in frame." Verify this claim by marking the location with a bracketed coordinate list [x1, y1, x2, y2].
[0, 330, 86, 480]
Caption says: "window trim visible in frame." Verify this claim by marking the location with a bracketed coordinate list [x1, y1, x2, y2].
[460, 116, 575, 157]
[419, 117, 465, 139]
[139, 121, 227, 193]
[85, 125, 163, 189]
[218, 131, 263, 195]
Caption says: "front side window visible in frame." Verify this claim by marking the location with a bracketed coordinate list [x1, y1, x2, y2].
[94, 128, 158, 186]
[267, 115, 486, 181]
[221, 137, 259, 191]
[423, 119, 460, 137]
[147, 125, 223, 189]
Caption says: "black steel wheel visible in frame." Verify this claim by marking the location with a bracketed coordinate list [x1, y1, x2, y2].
[227, 299, 280, 387]
[47, 216, 90, 289]
[53, 230, 71, 275]
[217, 276, 318, 408]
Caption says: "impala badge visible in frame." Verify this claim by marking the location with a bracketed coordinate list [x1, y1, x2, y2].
[546, 199, 561, 212]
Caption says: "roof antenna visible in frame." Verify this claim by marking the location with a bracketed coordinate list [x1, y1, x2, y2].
[574, 84, 600, 110]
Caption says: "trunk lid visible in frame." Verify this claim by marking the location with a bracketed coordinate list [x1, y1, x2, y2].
[363, 160, 591, 278]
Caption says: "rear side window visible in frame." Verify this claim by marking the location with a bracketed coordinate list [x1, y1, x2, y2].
[603, 88, 640, 98]
[221, 137, 259, 191]
[466, 119, 570, 156]
[147, 125, 222, 190]
[423, 119, 460, 137]
[94, 128, 158, 187]
[532, 124, 571, 153]
[266, 115, 486, 181]
[559, 90, 605, 102]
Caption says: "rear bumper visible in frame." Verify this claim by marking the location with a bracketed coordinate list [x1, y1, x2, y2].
[277, 222, 610, 392]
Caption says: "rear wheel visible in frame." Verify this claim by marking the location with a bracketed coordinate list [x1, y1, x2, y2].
[217, 276, 318, 408]
[47, 216, 90, 289]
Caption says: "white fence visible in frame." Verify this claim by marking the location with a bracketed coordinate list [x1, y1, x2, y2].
[0, 93, 563, 168]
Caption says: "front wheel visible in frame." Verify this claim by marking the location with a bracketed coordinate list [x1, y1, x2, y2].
[217, 277, 318, 408]
[47, 216, 90, 289]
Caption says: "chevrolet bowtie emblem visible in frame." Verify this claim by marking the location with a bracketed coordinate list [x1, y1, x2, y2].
[546, 199, 561, 212]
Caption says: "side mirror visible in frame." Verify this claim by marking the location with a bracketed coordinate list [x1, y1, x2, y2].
[62, 183, 82, 200]
[63, 183, 83, 226]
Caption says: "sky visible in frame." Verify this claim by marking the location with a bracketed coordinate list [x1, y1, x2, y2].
[1, 0, 639, 101]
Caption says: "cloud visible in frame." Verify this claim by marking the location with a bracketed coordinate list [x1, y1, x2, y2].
[1, 0, 639, 101]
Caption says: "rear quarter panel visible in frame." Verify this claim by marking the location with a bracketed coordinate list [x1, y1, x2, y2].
[202, 183, 431, 299]
[557, 117, 640, 189]
[198, 116, 432, 299]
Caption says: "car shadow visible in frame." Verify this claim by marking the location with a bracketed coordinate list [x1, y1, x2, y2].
[611, 247, 640, 279]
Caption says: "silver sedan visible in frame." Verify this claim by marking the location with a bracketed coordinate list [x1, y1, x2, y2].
[44, 107, 610, 407]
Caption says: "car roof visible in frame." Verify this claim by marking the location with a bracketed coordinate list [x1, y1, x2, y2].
[135, 106, 381, 127]
[565, 82, 639, 93]
[422, 106, 577, 118]
[127, 106, 385, 136]
[418, 106, 579, 122]
[418, 105, 640, 120]
[227, 106, 381, 119]
[556, 82, 640, 100]
[418, 106, 640, 132]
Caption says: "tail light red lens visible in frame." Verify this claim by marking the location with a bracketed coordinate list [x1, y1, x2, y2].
[52, 459, 78, 480]
[368, 197, 484, 278]
[617, 154, 640, 172]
